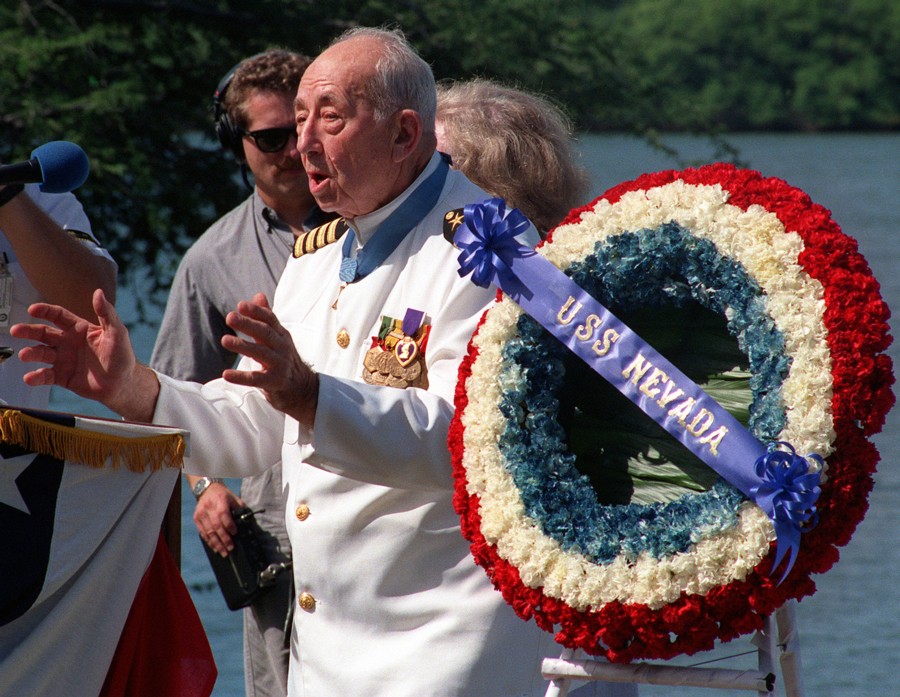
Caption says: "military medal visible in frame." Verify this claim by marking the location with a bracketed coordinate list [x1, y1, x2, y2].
[394, 309, 423, 367]
[332, 256, 357, 309]
[394, 337, 418, 366]
[333, 158, 449, 381]
[362, 308, 430, 389]
[331, 158, 450, 311]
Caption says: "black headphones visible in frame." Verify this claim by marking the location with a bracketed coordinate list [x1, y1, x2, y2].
[212, 60, 246, 161]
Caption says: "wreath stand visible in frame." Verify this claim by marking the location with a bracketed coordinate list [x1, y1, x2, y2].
[542, 601, 806, 697]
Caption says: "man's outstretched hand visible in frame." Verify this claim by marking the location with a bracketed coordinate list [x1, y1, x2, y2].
[13, 289, 319, 427]
[221, 293, 319, 427]
[12, 288, 160, 422]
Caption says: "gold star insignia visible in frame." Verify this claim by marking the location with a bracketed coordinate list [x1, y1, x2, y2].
[445, 211, 464, 231]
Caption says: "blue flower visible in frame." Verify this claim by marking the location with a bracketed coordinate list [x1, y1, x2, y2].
[498, 221, 790, 563]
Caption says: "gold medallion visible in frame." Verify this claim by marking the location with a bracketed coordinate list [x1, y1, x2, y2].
[362, 345, 428, 389]
[374, 350, 395, 372]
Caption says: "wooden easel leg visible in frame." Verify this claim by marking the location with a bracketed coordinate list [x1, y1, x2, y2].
[751, 615, 777, 697]
[775, 600, 806, 697]
[544, 649, 575, 697]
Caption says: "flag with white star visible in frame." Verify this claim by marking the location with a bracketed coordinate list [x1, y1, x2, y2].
[0, 408, 214, 696]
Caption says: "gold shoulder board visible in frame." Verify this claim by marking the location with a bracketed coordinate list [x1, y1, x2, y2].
[293, 218, 350, 258]
[442, 208, 465, 246]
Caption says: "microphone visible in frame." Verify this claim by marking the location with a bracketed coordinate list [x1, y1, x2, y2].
[0, 141, 90, 193]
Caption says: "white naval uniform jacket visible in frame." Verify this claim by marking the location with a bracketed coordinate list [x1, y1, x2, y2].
[154, 155, 560, 697]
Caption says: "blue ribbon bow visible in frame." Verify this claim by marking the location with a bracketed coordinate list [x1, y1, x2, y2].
[751, 443, 822, 583]
[455, 198, 535, 299]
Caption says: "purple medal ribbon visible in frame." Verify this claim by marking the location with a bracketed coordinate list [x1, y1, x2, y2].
[401, 308, 424, 338]
[455, 198, 821, 583]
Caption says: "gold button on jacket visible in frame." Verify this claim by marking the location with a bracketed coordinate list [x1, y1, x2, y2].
[298, 592, 316, 611]
[295, 503, 310, 521]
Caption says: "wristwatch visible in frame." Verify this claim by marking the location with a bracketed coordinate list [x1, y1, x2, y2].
[191, 476, 223, 499]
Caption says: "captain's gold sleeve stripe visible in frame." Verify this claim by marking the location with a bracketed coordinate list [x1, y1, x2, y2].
[293, 218, 349, 258]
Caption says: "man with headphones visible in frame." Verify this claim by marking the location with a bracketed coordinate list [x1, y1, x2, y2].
[150, 49, 330, 697]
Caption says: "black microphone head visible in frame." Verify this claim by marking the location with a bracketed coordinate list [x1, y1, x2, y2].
[30, 141, 90, 193]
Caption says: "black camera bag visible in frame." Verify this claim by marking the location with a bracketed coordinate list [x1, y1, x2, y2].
[200, 507, 288, 611]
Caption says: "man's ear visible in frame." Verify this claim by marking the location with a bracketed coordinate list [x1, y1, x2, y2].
[391, 109, 423, 162]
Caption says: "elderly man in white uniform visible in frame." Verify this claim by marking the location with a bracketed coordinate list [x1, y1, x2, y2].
[13, 28, 634, 697]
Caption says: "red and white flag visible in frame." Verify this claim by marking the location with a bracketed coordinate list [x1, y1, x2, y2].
[0, 407, 216, 696]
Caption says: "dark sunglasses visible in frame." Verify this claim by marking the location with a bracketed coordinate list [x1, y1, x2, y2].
[240, 126, 296, 153]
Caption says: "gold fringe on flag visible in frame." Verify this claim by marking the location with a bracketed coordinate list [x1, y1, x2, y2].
[0, 409, 185, 472]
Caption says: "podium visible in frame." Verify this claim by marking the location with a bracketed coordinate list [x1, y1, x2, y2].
[0, 406, 215, 697]
[0, 405, 187, 471]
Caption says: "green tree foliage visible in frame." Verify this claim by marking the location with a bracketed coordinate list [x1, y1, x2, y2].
[610, 0, 899, 130]
[1, 0, 895, 308]
[1, 1, 268, 313]
[1, 0, 627, 309]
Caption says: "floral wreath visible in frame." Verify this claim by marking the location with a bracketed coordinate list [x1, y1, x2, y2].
[448, 163, 894, 662]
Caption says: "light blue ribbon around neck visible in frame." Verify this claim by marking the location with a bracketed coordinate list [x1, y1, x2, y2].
[339, 156, 450, 284]
[454, 197, 822, 584]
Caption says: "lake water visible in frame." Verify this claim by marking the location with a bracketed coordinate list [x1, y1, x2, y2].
[51, 133, 899, 696]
